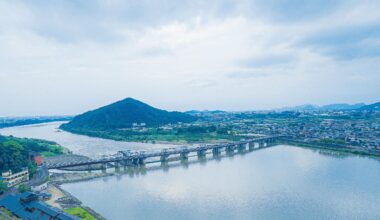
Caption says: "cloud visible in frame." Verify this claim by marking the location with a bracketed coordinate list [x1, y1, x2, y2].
[0, 1, 379, 115]
[299, 23, 380, 60]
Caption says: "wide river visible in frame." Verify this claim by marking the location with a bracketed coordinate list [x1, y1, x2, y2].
[1, 122, 380, 219]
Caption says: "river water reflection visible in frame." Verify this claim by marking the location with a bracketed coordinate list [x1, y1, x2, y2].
[62, 146, 380, 220]
[1, 123, 380, 219]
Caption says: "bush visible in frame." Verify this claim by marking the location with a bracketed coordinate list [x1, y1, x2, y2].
[18, 184, 30, 193]
[0, 180, 8, 192]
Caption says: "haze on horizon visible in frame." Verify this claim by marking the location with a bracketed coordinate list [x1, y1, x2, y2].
[0, 0, 379, 116]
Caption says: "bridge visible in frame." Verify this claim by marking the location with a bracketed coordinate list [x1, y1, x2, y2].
[46, 136, 284, 170]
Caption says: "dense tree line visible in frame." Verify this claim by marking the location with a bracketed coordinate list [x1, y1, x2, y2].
[0, 116, 73, 129]
[0, 135, 63, 173]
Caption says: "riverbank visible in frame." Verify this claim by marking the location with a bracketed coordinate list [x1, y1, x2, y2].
[59, 125, 239, 145]
[283, 139, 380, 158]
[45, 183, 105, 220]
[50, 172, 113, 184]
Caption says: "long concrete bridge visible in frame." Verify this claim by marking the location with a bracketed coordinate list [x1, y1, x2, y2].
[46, 136, 284, 170]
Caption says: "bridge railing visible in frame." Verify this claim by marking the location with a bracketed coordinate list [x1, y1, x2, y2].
[47, 136, 281, 169]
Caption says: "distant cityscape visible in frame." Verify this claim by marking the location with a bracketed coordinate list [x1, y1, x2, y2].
[1, 101, 379, 219]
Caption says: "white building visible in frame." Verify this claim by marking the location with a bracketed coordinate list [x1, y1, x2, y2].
[1, 169, 29, 187]
[31, 182, 48, 192]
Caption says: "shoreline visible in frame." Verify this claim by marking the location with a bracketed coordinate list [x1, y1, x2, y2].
[46, 183, 106, 220]
[283, 139, 380, 158]
[46, 142, 379, 220]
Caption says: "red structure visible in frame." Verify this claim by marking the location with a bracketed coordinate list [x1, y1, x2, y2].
[34, 155, 43, 166]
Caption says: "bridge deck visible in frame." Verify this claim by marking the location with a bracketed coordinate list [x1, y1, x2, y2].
[46, 136, 282, 169]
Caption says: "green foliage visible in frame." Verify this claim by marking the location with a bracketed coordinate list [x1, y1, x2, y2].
[17, 184, 30, 193]
[319, 138, 346, 145]
[62, 125, 239, 143]
[0, 135, 64, 173]
[0, 180, 8, 192]
[0, 207, 20, 219]
[27, 162, 37, 179]
[64, 207, 95, 220]
[0, 116, 73, 129]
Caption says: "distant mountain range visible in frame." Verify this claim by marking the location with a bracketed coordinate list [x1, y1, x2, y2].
[273, 102, 376, 112]
[185, 110, 227, 114]
[359, 102, 380, 111]
[60, 98, 196, 130]
[59, 97, 380, 132]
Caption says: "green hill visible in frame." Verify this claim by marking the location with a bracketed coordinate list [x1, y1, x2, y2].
[60, 98, 196, 130]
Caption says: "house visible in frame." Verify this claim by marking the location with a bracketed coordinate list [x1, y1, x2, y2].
[29, 151, 43, 166]
[34, 155, 43, 166]
[31, 181, 48, 192]
[1, 169, 29, 188]
[0, 192, 78, 220]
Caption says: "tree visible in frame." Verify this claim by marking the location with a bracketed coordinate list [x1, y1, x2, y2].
[28, 162, 37, 179]
[0, 180, 8, 193]
[18, 184, 30, 193]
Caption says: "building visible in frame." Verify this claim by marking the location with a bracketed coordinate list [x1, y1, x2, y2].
[34, 155, 43, 166]
[1, 169, 29, 188]
[31, 181, 48, 192]
[0, 192, 79, 220]
[29, 151, 43, 166]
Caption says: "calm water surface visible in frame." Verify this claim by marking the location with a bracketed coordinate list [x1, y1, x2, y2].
[62, 146, 380, 220]
[1, 123, 380, 219]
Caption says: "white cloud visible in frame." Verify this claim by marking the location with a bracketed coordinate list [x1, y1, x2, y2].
[0, 1, 379, 116]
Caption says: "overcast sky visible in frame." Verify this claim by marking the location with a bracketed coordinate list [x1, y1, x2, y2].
[0, 0, 379, 116]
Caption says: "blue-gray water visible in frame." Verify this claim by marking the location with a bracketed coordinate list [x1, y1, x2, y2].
[1, 123, 380, 219]
[0, 122, 176, 158]
[62, 146, 380, 220]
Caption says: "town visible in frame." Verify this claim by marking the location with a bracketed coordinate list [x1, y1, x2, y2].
[0, 106, 379, 219]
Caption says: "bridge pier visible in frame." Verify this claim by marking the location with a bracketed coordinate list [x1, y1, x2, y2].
[101, 163, 107, 173]
[138, 158, 145, 166]
[180, 152, 189, 161]
[238, 143, 247, 153]
[124, 159, 133, 166]
[197, 150, 206, 158]
[225, 145, 235, 154]
[180, 158, 189, 169]
[114, 162, 121, 172]
[248, 142, 255, 150]
[258, 141, 264, 148]
[160, 160, 169, 172]
[131, 158, 145, 166]
[160, 155, 169, 163]
[212, 148, 221, 157]
[87, 165, 92, 173]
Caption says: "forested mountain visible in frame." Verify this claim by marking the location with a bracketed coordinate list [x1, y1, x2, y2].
[60, 98, 196, 130]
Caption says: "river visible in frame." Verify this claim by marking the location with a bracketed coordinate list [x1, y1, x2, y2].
[1, 123, 380, 219]
[0, 122, 176, 158]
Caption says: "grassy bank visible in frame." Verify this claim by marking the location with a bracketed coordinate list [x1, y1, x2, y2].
[61, 127, 241, 144]
[64, 207, 95, 220]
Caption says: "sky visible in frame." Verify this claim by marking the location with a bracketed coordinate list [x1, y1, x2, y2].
[0, 0, 379, 116]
